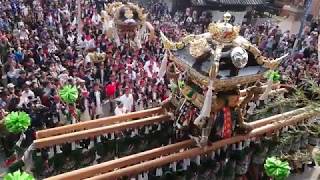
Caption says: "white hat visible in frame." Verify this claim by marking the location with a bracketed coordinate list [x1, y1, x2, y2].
[77, 78, 85, 83]
[7, 83, 15, 88]
[25, 81, 32, 86]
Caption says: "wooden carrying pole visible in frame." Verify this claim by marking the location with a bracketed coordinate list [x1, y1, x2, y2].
[34, 89, 289, 149]
[37, 86, 285, 139]
[45, 140, 194, 180]
[36, 107, 164, 139]
[34, 114, 170, 149]
[44, 106, 314, 180]
[86, 110, 319, 180]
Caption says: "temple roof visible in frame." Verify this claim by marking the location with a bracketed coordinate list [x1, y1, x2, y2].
[192, 0, 266, 6]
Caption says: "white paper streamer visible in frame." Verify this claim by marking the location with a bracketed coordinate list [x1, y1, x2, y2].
[56, 145, 63, 154]
[195, 155, 201, 165]
[71, 142, 76, 150]
[238, 142, 243, 150]
[111, 132, 115, 140]
[88, 139, 94, 149]
[182, 159, 188, 170]
[211, 151, 215, 160]
[158, 51, 168, 78]
[16, 133, 26, 147]
[97, 136, 101, 143]
[143, 172, 149, 180]
[194, 80, 213, 126]
[93, 151, 101, 165]
[247, 102, 257, 115]
[260, 79, 273, 101]
[156, 168, 163, 176]
[144, 127, 149, 134]
[170, 162, 177, 172]
[49, 147, 54, 159]
[22, 143, 35, 173]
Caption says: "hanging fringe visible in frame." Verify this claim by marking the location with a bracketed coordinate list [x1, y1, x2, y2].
[22, 143, 35, 174]
[158, 51, 168, 78]
[194, 80, 214, 126]
[259, 79, 273, 101]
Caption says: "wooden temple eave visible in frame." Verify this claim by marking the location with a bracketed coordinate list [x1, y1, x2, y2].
[36, 107, 164, 139]
[83, 107, 319, 180]
[43, 105, 316, 180]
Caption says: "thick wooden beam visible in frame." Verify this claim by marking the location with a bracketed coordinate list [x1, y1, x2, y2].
[44, 140, 194, 180]
[239, 88, 287, 102]
[34, 114, 170, 149]
[86, 111, 318, 180]
[239, 84, 280, 96]
[36, 107, 164, 139]
[249, 106, 311, 129]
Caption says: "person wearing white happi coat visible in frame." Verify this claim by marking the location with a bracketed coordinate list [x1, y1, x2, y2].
[118, 88, 134, 113]
[89, 83, 105, 119]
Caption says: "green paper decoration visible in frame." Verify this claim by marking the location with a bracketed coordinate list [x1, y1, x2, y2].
[4, 111, 31, 134]
[264, 157, 291, 180]
[59, 85, 79, 104]
[264, 70, 281, 83]
[4, 170, 35, 180]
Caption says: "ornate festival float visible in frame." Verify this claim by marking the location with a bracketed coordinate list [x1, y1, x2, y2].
[2, 5, 320, 180]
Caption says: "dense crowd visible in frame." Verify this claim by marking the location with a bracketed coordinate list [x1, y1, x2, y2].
[0, 0, 319, 159]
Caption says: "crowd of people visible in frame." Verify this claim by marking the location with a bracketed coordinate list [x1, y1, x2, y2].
[0, 0, 318, 158]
